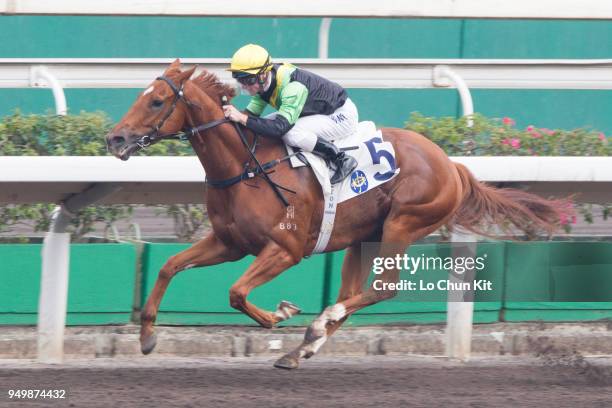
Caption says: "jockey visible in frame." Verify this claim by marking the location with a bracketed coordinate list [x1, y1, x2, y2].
[223, 43, 358, 184]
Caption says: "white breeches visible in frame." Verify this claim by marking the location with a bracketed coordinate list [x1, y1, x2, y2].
[267, 98, 359, 152]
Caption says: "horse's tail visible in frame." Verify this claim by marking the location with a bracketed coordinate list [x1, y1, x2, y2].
[449, 162, 572, 237]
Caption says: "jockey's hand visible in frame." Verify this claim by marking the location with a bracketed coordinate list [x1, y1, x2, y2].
[223, 104, 248, 126]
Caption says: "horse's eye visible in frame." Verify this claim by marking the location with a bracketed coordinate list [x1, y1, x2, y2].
[151, 99, 164, 108]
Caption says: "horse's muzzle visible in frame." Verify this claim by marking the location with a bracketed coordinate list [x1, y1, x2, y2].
[106, 132, 140, 161]
[108, 135, 126, 150]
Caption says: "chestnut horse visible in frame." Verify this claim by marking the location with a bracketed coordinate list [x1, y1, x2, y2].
[106, 60, 565, 369]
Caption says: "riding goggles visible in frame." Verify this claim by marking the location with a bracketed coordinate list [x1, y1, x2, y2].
[233, 73, 259, 86]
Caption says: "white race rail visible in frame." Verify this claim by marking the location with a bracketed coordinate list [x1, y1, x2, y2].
[2, 156, 610, 203]
[3, 58, 612, 89]
[2, 0, 612, 19]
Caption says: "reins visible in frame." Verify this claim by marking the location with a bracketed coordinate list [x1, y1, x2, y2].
[136, 75, 295, 207]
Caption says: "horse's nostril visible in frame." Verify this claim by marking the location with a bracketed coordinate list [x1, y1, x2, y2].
[110, 136, 126, 146]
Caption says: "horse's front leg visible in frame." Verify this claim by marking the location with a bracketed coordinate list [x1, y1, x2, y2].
[140, 233, 244, 354]
[228, 241, 300, 328]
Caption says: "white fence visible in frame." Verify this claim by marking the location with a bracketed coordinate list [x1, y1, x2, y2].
[1, 156, 611, 205]
[3, 58, 612, 120]
[2, 0, 612, 19]
[3, 58, 612, 89]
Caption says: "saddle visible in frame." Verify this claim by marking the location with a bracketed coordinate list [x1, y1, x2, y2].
[285, 121, 399, 204]
[285, 121, 400, 254]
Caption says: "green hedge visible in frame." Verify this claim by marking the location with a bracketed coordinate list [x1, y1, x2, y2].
[405, 112, 611, 156]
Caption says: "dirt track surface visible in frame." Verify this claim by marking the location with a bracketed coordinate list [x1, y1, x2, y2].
[1, 355, 612, 408]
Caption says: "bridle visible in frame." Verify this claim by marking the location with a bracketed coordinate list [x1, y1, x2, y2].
[132, 75, 294, 206]
[134, 75, 229, 149]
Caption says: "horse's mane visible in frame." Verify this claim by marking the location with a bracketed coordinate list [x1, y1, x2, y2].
[191, 69, 237, 105]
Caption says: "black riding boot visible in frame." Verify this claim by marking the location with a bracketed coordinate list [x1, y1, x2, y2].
[312, 137, 358, 184]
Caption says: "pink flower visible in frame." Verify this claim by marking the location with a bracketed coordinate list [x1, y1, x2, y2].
[501, 138, 510, 145]
[530, 131, 542, 138]
[599, 132, 606, 141]
[526, 125, 535, 132]
[541, 128, 555, 136]
[502, 117, 515, 126]
[510, 138, 521, 149]
[559, 201, 577, 226]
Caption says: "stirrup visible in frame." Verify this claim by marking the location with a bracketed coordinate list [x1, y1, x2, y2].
[331, 156, 358, 184]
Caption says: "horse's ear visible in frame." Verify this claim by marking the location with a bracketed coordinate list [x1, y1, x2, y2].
[164, 58, 182, 75]
[177, 65, 197, 84]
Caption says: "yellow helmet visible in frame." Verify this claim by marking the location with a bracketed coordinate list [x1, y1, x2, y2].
[228, 44, 272, 77]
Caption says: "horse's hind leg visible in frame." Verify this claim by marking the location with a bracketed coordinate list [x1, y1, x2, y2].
[326, 241, 381, 337]
[274, 241, 378, 369]
[140, 233, 244, 355]
[276, 216, 444, 369]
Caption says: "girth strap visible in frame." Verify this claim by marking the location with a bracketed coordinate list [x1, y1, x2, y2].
[206, 153, 300, 191]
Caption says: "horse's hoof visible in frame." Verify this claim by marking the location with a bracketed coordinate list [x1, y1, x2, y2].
[274, 354, 299, 370]
[260, 321, 276, 329]
[275, 300, 302, 322]
[140, 332, 157, 355]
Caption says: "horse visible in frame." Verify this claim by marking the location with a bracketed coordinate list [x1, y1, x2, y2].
[106, 59, 567, 369]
